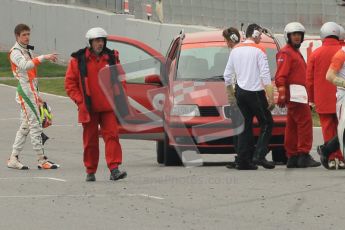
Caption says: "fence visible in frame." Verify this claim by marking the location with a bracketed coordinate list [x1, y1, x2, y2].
[132, 0, 345, 34]
[26, 0, 345, 34]
[39, 0, 133, 13]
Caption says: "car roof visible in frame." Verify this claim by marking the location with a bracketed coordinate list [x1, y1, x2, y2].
[182, 30, 275, 44]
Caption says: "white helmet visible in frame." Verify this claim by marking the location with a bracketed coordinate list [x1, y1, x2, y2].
[284, 22, 305, 43]
[85, 27, 108, 40]
[339, 24, 345, 40]
[320, 22, 340, 40]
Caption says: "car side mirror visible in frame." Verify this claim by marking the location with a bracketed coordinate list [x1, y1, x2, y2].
[144, 74, 163, 85]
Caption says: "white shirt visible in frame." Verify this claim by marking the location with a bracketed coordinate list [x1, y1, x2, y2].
[223, 40, 272, 91]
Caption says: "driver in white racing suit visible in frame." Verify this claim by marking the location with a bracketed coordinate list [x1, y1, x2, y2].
[7, 24, 59, 170]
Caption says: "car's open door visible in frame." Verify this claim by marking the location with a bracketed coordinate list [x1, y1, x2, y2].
[99, 35, 167, 140]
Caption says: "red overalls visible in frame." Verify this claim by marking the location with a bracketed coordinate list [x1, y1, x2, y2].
[65, 48, 125, 174]
[306, 38, 342, 160]
[275, 44, 313, 157]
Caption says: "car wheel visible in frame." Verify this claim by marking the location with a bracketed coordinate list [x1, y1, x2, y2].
[272, 147, 287, 165]
[163, 132, 182, 166]
[156, 141, 164, 164]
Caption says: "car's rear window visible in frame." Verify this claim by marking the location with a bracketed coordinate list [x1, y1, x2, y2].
[176, 45, 278, 81]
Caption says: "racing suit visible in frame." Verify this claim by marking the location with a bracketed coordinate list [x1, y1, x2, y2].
[306, 38, 342, 161]
[330, 48, 345, 128]
[275, 44, 313, 157]
[65, 47, 125, 174]
[9, 42, 45, 158]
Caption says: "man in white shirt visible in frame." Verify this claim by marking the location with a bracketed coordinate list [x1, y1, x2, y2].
[224, 23, 275, 170]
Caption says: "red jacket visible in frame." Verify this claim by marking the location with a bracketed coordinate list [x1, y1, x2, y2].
[275, 44, 307, 102]
[306, 38, 341, 114]
[65, 48, 126, 123]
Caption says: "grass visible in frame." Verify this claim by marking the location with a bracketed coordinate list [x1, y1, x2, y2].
[0, 52, 66, 78]
[0, 52, 13, 77]
[0, 51, 67, 96]
[0, 78, 66, 96]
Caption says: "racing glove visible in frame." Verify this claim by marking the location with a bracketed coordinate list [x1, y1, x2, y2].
[264, 84, 275, 111]
[277, 86, 286, 108]
[226, 85, 237, 106]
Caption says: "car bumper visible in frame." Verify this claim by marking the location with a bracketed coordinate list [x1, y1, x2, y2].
[166, 115, 286, 150]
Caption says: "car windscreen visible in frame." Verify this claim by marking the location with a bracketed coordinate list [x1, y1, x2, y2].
[176, 46, 229, 81]
[176, 45, 278, 81]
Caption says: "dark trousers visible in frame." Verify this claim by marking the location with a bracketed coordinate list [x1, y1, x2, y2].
[323, 135, 340, 158]
[319, 113, 343, 160]
[235, 86, 273, 165]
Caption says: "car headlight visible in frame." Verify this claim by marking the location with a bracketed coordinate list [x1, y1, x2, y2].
[170, 105, 200, 116]
[270, 106, 287, 116]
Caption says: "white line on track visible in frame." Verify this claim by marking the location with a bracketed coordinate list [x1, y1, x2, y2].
[0, 118, 19, 121]
[126, 193, 165, 200]
[0, 194, 94, 199]
[36, 177, 67, 182]
[0, 177, 66, 182]
[51, 124, 81, 127]
[0, 193, 165, 200]
[0, 120, 79, 127]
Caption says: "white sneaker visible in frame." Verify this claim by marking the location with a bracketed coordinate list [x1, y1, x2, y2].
[337, 159, 345, 170]
[37, 156, 60, 169]
[328, 160, 336, 170]
[7, 155, 29, 170]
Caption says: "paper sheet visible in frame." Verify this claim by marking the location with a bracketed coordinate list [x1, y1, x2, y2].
[289, 84, 308, 104]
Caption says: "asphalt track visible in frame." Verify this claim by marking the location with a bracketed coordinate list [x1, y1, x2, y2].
[0, 84, 344, 230]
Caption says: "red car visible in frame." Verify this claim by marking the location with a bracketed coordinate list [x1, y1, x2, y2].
[101, 30, 287, 166]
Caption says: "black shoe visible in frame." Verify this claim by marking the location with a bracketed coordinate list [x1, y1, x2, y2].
[225, 161, 237, 169]
[253, 158, 275, 169]
[235, 163, 258, 170]
[274, 161, 287, 166]
[317, 145, 329, 169]
[297, 154, 321, 168]
[86, 173, 96, 182]
[286, 156, 299, 168]
[110, 168, 127, 181]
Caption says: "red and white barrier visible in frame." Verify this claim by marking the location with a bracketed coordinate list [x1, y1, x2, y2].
[123, 0, 129, 14]
[146, 4, 152, 20]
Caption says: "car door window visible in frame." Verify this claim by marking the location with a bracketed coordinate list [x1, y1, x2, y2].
[164, 38, 181, 82]
[107, 41, 161, 84]
[265, 47, 278, 79]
